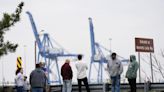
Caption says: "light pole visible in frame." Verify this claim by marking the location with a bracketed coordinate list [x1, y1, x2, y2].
[34, 30, 44, 68]
[109, 38, 112, 52]
[24, 45, 27, 75]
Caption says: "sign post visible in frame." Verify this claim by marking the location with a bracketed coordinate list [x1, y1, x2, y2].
[138, 52, 141, 83]
[135, 37, 154, 83]
[17, 57, 22, 70]
[150, 53, 153, 82]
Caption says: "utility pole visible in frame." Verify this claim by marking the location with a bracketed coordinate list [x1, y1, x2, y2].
[109, 38, 112, 52]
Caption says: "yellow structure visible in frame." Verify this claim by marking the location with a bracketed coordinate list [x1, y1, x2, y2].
[17, 56, 22, 69]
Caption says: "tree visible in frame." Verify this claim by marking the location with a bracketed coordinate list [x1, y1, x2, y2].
[0, 2, 24, 57]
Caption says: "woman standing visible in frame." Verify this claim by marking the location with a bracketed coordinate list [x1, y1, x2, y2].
[15, 68, 24, 92]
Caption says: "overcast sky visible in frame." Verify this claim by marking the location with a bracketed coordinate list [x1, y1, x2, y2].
[0, 0, 164, 84]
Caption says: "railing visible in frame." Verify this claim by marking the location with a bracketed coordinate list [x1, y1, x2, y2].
[1, 83, 164, 92]
[49, 83, 164, 92]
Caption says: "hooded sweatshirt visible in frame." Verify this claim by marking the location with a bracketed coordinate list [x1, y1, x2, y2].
[126, 55, 139, 79]
[30, 68, 46, 88]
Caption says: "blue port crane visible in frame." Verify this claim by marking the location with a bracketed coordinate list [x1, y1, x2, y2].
[88, 18, 129, 83]
[26, 11, 77, 84]
[88, 17, 111, 83]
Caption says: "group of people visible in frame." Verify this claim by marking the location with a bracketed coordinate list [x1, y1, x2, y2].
[15, 53, 139, 92]
[61, 54, 90, 92]
[107, 52, 139, 92]
[15, 62, 47, 92]
[61, 53, 139, 92]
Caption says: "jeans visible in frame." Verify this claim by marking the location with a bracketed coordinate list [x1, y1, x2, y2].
[32, 87, 43, 92]
[77, 77, 90, 92]
[62, 80, 72, 92]
[128, 78, 136, 92]
[16, 86, 23, 92]
[110, 75, 120, 92]
[24, 90, 30, 92]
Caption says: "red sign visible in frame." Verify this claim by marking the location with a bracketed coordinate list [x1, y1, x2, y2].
[135, 38, 154, 53]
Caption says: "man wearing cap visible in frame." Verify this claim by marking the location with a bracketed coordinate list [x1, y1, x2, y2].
[107, 52, 123, 92]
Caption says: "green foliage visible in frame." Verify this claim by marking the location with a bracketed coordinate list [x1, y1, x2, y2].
[0, 2, 24, 57]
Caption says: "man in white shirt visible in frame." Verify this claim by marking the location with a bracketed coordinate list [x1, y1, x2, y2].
[75, 54, 90, 92]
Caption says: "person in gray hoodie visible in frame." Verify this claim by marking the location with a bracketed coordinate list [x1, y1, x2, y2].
[107, 52, 123, 92]
[30, 63, 46, 92]
[126, 55, 139, 92]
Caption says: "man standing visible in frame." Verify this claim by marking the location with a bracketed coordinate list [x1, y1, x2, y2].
[30, 63, 46, 92]
[126, 55, 139, 92]
[76, 54, 90, 92]
[61, 59, 73, 92]
[107, 52, 123, 92]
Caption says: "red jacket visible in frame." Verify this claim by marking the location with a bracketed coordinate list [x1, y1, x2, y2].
[61, 63, 73, 80]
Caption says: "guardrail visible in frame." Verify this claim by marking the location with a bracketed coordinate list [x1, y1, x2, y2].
[1, 83, 164, 92]
[49, 83, 164, 92]
[50, 84, 103, 92]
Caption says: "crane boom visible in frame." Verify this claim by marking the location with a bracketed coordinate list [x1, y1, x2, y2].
[89, 18, 96, 57]
[26, 11, 43, 53]
[88, 17, 109, 83]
